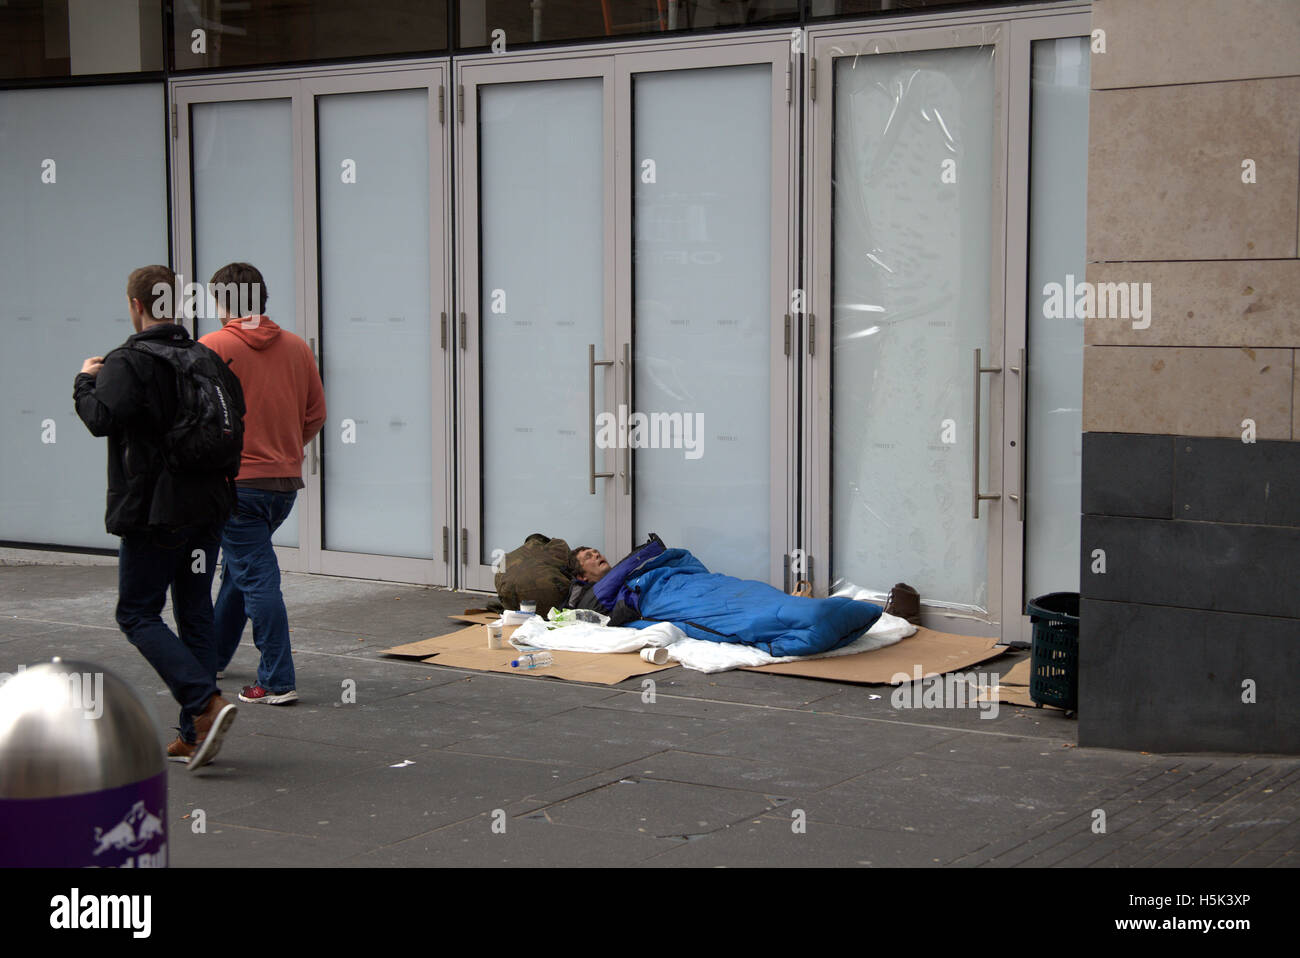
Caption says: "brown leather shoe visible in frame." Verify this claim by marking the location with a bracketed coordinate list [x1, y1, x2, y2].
[166, 736, 196, 764]
[884, 582, 922, 625]
[189, 694, 237, 771]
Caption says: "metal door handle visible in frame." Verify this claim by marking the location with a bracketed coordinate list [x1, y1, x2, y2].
[310, 337, 320, 476]
[1008, 347, 1025, 522]
[972, 348, 1001, 518]
[589, 344, 614, 494]
[622, 342, 631, 496]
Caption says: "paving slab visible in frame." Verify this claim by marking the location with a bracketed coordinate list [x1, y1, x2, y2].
[640, 815, 969, 867]
[344, 812, 680, 867]
[677, 707, 965, 774]
[446, 704, 737, 768]
[210, 749, 605, 846]
[540, 776, 790, 839]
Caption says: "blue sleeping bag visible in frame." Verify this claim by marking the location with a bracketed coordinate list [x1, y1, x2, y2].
[624, 548, 884, 658]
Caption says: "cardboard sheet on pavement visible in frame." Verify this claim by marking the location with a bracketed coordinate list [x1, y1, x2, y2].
[449, 612, 499, 625]
[388, 622, 1012, 687]
[975, 656, 1064, 709]
[742, 627, 1009, 684]
[384, 623, 671, 684]
[382, 626, 486, 659]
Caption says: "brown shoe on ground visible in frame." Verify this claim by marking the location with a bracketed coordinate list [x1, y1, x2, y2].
[884, 582, 922, 625]
[166, 736, 196, 764]
[189, 694, 237, 771]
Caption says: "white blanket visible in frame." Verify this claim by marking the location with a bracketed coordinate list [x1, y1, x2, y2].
[509, 611, 916, 674]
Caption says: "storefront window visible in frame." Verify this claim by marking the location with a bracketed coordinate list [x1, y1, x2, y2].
[0, 0, 163, 80]
[458, 0, 798, 50]
[172, 0, 448, 70]
[807, 0, 1040, 18]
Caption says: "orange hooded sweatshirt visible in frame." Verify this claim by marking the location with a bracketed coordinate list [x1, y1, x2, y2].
[200, 316, 325, 481]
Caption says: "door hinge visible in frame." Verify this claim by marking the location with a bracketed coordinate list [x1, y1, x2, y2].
[170, 103, 178, 140]
[460, 528, 468, 565]
[442, 526, 449, 562]
[438, 85, 445, 125]
[784, 61, 791, 104]
[456, 84, 464, 124]
[809, 58, 817, 102]
[459, 312, 467, 349]
[783, 313, 791, 356]
[783, 553, 791, 593]
[440, 311, 447, 350]
[808, 314, 816, 355]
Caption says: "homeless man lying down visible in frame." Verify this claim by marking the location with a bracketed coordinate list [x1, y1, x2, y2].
[561, 534, 883, 658]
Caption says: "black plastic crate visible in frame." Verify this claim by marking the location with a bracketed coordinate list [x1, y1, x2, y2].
[1025, 592, 1080, 714]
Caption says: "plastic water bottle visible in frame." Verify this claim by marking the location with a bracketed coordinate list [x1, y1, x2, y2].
[509, 652, 553, 670]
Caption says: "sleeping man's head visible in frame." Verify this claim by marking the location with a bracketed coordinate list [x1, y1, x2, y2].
[572, 546, 611, 583]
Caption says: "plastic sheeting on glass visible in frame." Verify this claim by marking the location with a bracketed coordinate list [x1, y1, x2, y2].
[478, 77, 605, 563]
[1024, 36, 1088, 602]
[317, 89, 434, 559]
[831, 44, 995, 613]
[191, 97, 300, 547]
[0, 85, 167, 548]
[632, 64, 772, 582]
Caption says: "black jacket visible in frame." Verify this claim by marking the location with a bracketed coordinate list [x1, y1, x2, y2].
[73, 323, 243, 536]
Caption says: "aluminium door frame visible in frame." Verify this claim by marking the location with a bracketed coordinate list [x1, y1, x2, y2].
[455, 30, 800, 591]
[300, 66, 453, 586]
[171, 77, 309, 572]
[170, 58, 455, 584]
[612, 37, 799, 588]
[1001, 9, 1093, 646]
[454, 54, 620, 593]
[802, 16, 1011, 636]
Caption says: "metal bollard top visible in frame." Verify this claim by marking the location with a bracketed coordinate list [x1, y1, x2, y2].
[0, 659, 163, 799]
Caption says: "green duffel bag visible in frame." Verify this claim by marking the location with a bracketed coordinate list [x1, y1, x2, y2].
[494, 533, 576, 617]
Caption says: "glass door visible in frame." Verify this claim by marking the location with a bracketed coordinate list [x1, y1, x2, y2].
[458, 37, 796, 590]
[173, 64, 454, 585]
[457, 57, 616, 591]
[303, 68, 452, 584]
[806, 23, 1007, 635]
[1002, 13, 1092, 645]
[805, 7, 1091, 643]
[175, 81, 305, 565]
[619, 40, 796, 585]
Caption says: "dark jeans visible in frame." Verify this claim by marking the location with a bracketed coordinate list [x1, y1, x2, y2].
[214, 487, 297, 692]
[116, 526, 221, 743]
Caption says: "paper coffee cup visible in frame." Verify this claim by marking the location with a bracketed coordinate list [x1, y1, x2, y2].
[487, 624, 504, 649]
[639, 647, 668, 665]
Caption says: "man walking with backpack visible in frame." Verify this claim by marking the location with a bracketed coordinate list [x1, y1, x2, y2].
[200, 262, 325, 706]
[74, 264, 244, 770]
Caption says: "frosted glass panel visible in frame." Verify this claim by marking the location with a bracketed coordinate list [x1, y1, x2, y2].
[317, 89, 433, 558]
[479, 78, 605, 562]
[633, 64, 772, 581]
[191, 98, 299, 547]
[1025, 37, 1088, 602]
[831, 46, 994, 611]
[0, 85, 166, 548]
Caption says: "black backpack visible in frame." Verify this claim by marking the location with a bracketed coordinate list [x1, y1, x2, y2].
[129, 339, 245, 477]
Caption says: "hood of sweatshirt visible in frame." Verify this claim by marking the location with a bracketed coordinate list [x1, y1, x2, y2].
[216, 315, 282, 351]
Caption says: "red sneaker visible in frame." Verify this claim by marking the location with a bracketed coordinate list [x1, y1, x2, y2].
[238, 685, 299, 705]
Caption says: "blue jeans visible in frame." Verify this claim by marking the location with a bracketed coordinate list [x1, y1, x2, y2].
[116, 526, 221, 744]
[213, 487, 297, 692]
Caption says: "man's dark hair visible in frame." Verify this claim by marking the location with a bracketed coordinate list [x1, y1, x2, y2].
[127, 265, 177, 321]
[570, 546, 592, 573]
[208, 262, 268, 317]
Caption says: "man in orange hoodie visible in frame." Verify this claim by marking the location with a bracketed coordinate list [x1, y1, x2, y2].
[200, 263, 325, 705]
